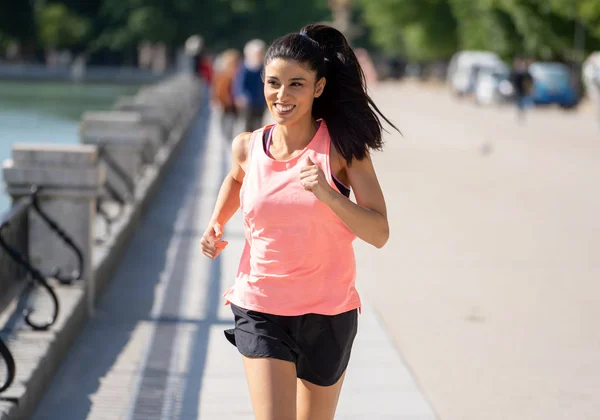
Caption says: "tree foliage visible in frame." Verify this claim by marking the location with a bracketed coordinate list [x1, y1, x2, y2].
[356, 0, 458, 61]
[37, 3, 90, 49]
[356, 0, 600, 61]
[0, 0, 331, 60]
[2, 0, 599, 63]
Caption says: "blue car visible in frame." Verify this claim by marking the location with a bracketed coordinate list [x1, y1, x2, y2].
[529, 62, 579, 108]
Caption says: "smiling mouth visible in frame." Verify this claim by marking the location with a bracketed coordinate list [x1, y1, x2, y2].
[274, 103, 296, 113]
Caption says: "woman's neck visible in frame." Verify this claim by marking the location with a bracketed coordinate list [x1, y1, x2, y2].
[273, 116, 318, 153]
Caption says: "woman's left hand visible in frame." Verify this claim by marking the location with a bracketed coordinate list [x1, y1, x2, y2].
[300, 156, 334, 202]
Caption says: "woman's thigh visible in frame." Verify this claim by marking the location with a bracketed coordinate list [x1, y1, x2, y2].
[296, 371, 347, 420]
[242, 356, 298, 420]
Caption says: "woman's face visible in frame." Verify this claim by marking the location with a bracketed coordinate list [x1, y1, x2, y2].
[264, 58, 325, 126]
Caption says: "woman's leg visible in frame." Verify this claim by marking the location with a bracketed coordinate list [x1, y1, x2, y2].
[296, 371, 347, 420]
[242, 356, 298, 420]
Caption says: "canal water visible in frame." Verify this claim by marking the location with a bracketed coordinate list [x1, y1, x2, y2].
[0, 81, 141, 215]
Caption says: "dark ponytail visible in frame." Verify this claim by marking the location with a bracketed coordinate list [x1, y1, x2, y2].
[264, 23, 399, 164]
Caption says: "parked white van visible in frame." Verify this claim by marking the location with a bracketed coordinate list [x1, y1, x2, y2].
[447, 51, 504, 97]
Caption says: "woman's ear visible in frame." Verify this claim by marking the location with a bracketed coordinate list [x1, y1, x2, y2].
[314, 77, 326, 98]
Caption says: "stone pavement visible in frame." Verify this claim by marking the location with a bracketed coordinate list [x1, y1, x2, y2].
[32, 107, 437, 419]
[354, 81, 600, 420]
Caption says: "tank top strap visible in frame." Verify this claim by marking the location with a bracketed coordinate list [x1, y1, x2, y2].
[246, 126, 266, 167]
[308, 119, 331, 156]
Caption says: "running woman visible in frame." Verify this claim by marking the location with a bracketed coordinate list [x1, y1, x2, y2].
[201, 23, 398, 420]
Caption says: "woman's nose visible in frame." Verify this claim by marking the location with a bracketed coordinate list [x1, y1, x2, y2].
[277, 86, 289, 101]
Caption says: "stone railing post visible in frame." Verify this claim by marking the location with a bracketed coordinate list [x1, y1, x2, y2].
[113, 96, 172, 142]
[80, 111, 159, 200]
[2, 144, 105, 316]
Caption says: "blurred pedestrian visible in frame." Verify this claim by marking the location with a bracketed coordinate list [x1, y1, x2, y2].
[234, 39, 267, 132]
[510, 57, 534, 123]
[582, 52, 600, 125]
[196, 53, 213, 85]
[200, 23, 399, 420]
[213, 49, 242, 141]
[185, 34, 213, 84]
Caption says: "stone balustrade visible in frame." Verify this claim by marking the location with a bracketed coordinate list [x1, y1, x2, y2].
[0, 73, 205, 420]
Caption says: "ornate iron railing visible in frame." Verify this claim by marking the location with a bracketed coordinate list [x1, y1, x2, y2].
[0, 197, 29, 315]
[0, 197, 29, 394]
[95, 145, 134, 242]
[30, 186, 83, 285]
[0, 337, 15, 393]
[0, 186, 87, 393]
[0, 194, 59, 331]
[97, 145, 135, 196]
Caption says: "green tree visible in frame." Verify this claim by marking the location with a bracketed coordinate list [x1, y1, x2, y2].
[546, 0, 600, 53]
[91, 0, 331, 53]
[357, 0, 600, 62]
[187, 0, 332, 51]
[355, 0, 459, 61]
[37, 3, 90, 50]
[447, 0, 516, 57]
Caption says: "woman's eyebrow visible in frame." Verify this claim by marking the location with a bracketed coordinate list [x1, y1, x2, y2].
[264, 75, 307, 81]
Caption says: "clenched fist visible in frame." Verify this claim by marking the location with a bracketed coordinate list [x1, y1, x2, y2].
[299, 156, 334, 202]
[200, 222, 229, 259]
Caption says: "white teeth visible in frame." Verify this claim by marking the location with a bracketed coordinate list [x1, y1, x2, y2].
[276, 104, 294, 112]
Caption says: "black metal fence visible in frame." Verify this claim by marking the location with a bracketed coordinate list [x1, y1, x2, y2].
[0, 144, 146, 393]
[0, 198, 28, 395]
[0, 187, 85, 394]
[0, 198, 28, 315]
[95, 145, 134, 242]
[0, 199, 28, 394]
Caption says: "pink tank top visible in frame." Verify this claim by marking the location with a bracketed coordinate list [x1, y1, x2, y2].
[223, 120, 361, 316]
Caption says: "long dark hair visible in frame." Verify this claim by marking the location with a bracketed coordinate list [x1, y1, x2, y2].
[264, 23, 399, 164]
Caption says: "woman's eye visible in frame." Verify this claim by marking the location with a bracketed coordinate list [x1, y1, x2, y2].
[291, 83, 302, 87]
[267, 80, 279, 87]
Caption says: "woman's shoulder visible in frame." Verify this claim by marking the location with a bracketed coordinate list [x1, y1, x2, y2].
[232, 132, 252, 164]
[232, 126, 268, 165]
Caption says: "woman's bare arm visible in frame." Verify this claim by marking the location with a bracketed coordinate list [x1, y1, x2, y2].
[201, 132, 251, 259]
[322, 154, 389, 248]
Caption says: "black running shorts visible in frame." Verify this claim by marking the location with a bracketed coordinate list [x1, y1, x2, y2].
[224, 303, 358, 387]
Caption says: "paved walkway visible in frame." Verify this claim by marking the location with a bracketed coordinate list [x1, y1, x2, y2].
[33, 107, 437, 419]
[355, 81, 600, 420]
